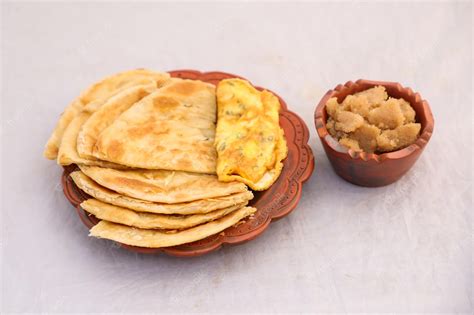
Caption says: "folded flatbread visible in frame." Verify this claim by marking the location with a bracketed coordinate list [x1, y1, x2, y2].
[44, 69, 170, 159]
[92, 79, 218, 173]
[56, 112, 128, 168]
[81, 198, 246, 230]
[76, 84, 157, 159]
[89, 206, 257, 248]
[70, 171, 253, 214]
[78, 165, 248, 204]
[57, 84, 157, 166]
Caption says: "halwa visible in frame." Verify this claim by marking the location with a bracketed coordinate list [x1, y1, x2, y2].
[325, 86, 421, 153]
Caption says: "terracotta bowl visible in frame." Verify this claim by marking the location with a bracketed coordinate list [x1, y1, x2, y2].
[63, 70, 314, 257]
[314, 79, 434, 187]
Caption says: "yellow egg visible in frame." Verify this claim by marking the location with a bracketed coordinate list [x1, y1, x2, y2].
[215, 78, 288, 191]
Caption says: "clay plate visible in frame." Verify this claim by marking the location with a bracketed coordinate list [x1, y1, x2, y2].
[62, 70, 314, 257]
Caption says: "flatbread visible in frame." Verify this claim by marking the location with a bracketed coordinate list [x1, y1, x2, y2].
[70, 171, 254, 214]
[78, 165, 249, 204]
[92, 79, 218, 173]
[56, 112, 127, 168]
[57, 84, 157, 166]
[44, 99, 83, 159]
[44, 69, 170, 160]
[81, 198, 246, 230]
[76, 84, 157, 159]
[89, 206, 257, 248]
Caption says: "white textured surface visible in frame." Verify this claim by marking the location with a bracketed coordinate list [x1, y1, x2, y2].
[1, 2, 472, 313]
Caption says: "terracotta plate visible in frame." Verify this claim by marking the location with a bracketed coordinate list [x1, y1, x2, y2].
[62, 70, 314, 257]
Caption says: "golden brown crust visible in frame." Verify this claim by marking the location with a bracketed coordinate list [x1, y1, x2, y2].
[81, 198, 246, 230]
[43, 69, 170, 160]
[70, 171, 254, 214]
[56, 112, 127, 168]
[78, 166, 249, 204]
[89, 206, 257, 248]
[76, 84, 157, 159]
[92, 79, 218, 173]
[44, 99, 83, 159]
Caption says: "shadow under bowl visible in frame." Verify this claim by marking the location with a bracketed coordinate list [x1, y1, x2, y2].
[314, 79, 434, 187]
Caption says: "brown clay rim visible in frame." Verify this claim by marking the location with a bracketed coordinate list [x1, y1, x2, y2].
[63, 69, 314, 257]
[314, 79, 435, 162]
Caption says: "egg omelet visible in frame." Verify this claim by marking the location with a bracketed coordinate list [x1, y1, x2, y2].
[215, 78, 288, 191]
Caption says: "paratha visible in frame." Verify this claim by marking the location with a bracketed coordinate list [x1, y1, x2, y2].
[70, 171, 254, 214]
[78, 165, 249, 204]
[44, 98, 84, 160]
[76, 84, 157, 159]
[57, 84, 157, 166]
[92, 79, 217, 173]
[81, 198, 246, 230]
[215, 78, 288, 190]
[89, 206, 257, 248]
[56, 111, 127, 168]
[44, 69, 170, 159]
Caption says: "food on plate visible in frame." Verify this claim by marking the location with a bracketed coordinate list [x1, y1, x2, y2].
[325, 86, 421, 153]
[81, 198, 247, 230]
[89, 206, 257, 248]
[44, 69, 296, 250]
[92, 79, 217, 173]
[56, 111, 127, 168]
[57, 84, 157, 167]
[70, 171, 254, 215]
[78, 165, 248, 204]
[44, 69, 170, 159]
[214, 78, 288, 190]
[76, 84, 157, 159]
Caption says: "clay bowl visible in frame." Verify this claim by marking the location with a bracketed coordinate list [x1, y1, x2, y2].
[314, 79, 434, 187]
[63, 70, 314, 257]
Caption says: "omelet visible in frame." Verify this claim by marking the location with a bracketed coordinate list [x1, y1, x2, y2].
[215, 78, 288, 191]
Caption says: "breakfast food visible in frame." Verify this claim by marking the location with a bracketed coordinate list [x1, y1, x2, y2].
[91, 80, 217, 173]
[70, 171, 253, 215]
[325, 86, 421, 153]
[76, 84, 158, 159]
[215, 79, 288, 190]
[44, 69, 170, 159]
[90, 206, 257, 248]
[57, 111, 127, 168]
[78, 165, 248, 204]
[81, 199, 247, 230]
[44, 69, 293, 250]
[376, 123, 422, 152]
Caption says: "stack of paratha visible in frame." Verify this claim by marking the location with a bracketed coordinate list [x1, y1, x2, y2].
[44, 69, 256, 248]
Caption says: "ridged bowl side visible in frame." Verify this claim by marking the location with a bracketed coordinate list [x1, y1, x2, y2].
[314, 79, 434, 187]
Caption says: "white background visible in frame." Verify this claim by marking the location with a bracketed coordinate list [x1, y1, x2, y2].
[1, 1, 472, 313]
